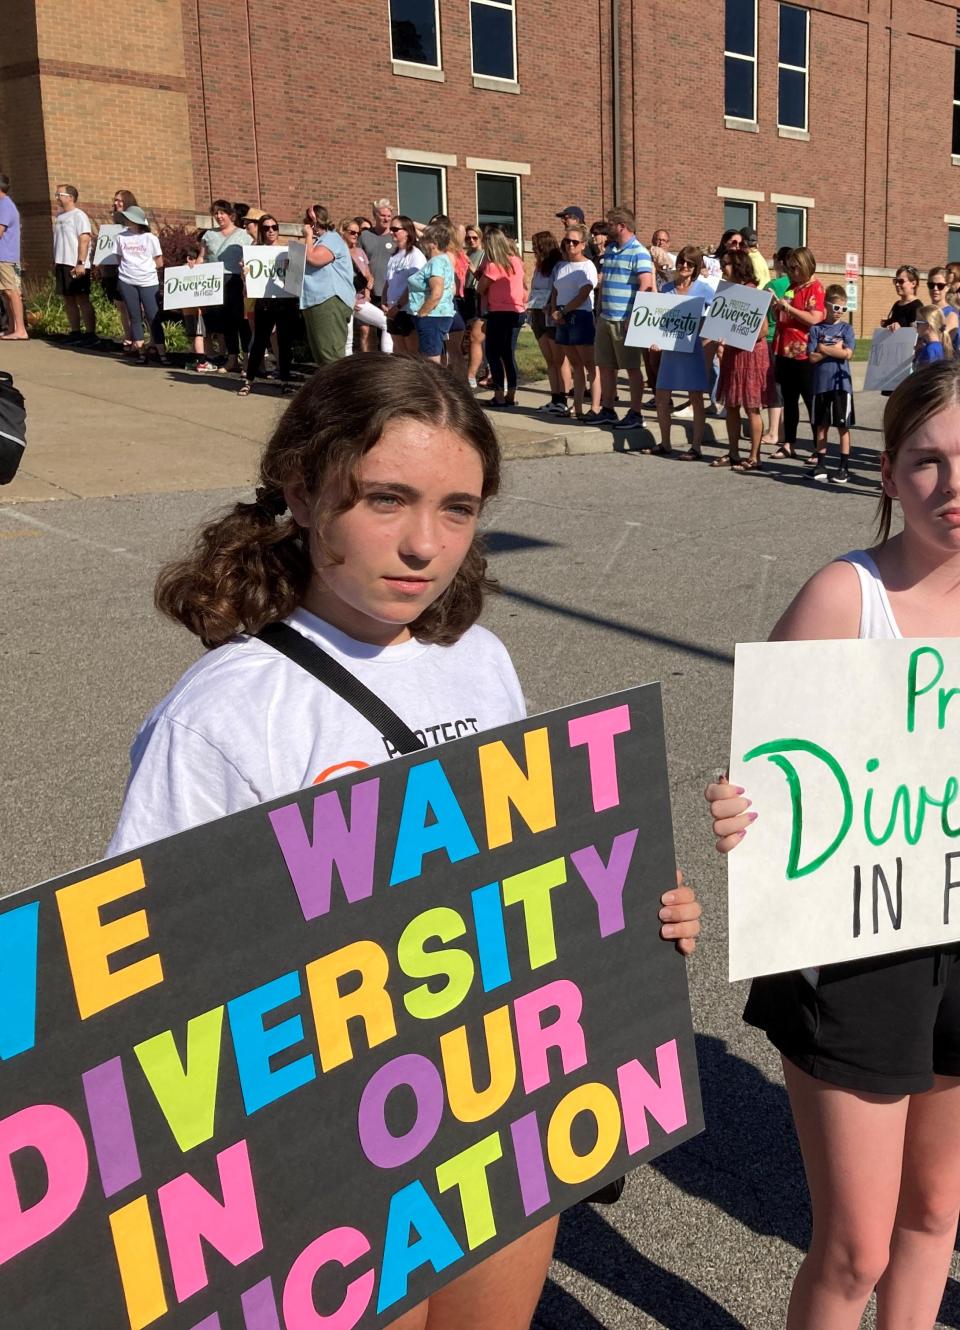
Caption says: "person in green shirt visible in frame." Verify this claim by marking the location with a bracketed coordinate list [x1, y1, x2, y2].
[761, 246, 792, 446]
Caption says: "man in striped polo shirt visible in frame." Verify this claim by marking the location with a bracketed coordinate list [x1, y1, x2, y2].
[589, 207, 654, 428]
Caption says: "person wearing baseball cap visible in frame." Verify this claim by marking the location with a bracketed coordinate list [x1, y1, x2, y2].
[115, 205, 168, 363]
[556, 205, 586, 225]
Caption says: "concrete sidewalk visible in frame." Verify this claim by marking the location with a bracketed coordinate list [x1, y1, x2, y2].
[0, 339, 615, 503]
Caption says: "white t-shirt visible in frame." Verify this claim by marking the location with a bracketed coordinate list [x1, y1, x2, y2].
[116, 230, 162, 287]
[53, 208, 93, 267]
[552, 259, 598, 311]
[384, 248, 427, 306]
[108, 610, 526, 855]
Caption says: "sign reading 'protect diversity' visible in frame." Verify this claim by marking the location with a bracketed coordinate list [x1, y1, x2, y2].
[624, 293, 705, 353]
[700, 283, 772, 351]
[162, 262, 225, 310]
[729, 639, 960, 979]
[0, 688, 702, 1330]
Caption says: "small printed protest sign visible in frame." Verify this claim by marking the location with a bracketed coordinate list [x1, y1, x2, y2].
[243, 246, 291, 299]
[728, 639, 960, 980]
[283, 240, 306, 298]
[0, 687, 702, 1330]
[863, 326, 916, 391]
[92, 224, 123, 266]
[699, 283, 772, 351]
[162, 261, 224, 310]
[624, 292, 706, 353]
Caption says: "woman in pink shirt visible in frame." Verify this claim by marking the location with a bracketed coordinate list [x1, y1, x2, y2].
[476, 225, 526, 407]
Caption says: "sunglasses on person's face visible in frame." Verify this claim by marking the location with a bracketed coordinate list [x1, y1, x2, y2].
[829, 304, 848, 313]
[675, 260, 693, 269]
[562, 238, 582, 246]
[345, 229, 359, 236]
[727, 240, 742, 248]
[929, 281, 947, 290]
[894, 277, 911, 286]
[263, 224, 279, 232]
[389, 227, 404, 233]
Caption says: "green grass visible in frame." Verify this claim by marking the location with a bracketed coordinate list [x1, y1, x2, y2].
[24, 276, 189, 349]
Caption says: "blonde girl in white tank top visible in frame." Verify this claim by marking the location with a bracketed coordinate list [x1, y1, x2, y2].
[707, 362, 960, 1330]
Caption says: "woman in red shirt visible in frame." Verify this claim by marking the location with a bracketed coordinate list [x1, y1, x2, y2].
[771, 246, 825, 459]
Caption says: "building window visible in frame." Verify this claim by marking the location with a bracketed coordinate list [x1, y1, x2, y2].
[396, 164, 446, 222]
[471, 0, 516, 81]
[776, 205, 806, 250]
[949, 226, 960, 264]
[390, 0, 440, 67]
[953, 51, 960, 154]
[778, 4, 808, 130]
[476, 173, 521, 238]
[723, 199, 756, 234]
[724, 0, 756, 121]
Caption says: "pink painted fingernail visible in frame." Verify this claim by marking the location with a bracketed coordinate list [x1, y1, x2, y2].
[747, 811, 759, 823]
[733, 785, 745, 794]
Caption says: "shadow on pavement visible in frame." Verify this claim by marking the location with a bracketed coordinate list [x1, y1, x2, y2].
[534, 1204, 748, 1330]
[498, 585, 735, 666]
[485, 531, 559, 554]
[650, 1034, 809, 1249]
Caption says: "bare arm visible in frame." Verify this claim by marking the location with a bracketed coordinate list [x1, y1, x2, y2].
[418, 274, 445, 317]
[768, 559, 862, 642]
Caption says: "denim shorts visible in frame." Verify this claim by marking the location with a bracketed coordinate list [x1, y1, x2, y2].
[415, 314, 454, 357]
[555, 309, 596, 346]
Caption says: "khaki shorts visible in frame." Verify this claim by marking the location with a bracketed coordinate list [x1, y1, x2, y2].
[0, 262, 21, 293]
[594, 315, 644, 371]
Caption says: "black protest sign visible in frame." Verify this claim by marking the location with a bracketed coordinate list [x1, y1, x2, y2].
[0, 686, 703, 1330]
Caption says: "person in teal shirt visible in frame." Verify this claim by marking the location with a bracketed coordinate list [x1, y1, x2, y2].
[406, 222, 456, 361]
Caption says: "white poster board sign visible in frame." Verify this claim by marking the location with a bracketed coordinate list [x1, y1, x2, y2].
[243, 246, 292, 299]
[863, 326, 917, 391]
[700, 283, 772, 350]
[624, 292, 706, 352]
[283, 241, 306, 299]
[93, 224, 123, 266]
[162, 262, 225, 310]
[728, 639, 960, 980]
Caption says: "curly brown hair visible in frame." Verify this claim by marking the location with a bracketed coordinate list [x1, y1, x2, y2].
[156, 356, 502, 648]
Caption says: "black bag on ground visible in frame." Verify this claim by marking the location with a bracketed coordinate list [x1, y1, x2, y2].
[0, 371, 26, 484]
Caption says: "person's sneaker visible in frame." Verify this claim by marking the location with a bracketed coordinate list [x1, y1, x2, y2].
[63, 330, 82, 344]
[830, 463, 851, 485]
[549, 402, 571, 417]
[588, 407, 619, 425]
[79, 332, 99, 348]
[467, 376, 478, 389]
[619, 409, 645, 429]
[811, 456, 829, 481]
[195, 360, 216, 373]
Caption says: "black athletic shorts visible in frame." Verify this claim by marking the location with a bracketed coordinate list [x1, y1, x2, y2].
[54, 263, 91, 297]
[812, 389, 856, 430]
[99, 266, 120, 302]
[744, 944, 960, 1094]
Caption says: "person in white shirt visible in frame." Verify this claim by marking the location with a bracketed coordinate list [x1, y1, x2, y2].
[52, 184, 96, 344]
[383, 215, 426, 356]
[109, 353, 701, 1330]
[549, 225, 601, 418]
[114, 205, 167, 364]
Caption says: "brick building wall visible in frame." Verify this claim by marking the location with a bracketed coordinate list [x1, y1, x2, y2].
[3, 0, 960, 339]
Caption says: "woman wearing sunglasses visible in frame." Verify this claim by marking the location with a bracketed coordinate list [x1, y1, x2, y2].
[549, 225, 600, 419]
[340, 217, 392, 355]
[925, 267, 958, 345]
[881, 265, 923, 331]
[238, 215, 299, 397]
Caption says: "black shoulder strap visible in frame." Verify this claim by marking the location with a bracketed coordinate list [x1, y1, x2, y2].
[256, 622, 427, 756]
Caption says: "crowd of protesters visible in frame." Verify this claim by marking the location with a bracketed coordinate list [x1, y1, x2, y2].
[2, 176, 959, 462]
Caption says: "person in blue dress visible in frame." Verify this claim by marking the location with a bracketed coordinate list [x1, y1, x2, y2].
[647, 246, 715, 459]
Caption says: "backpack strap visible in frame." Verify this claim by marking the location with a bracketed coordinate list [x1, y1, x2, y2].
[256, 622, 427, 756]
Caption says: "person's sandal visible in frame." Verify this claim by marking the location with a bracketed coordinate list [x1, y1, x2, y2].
[237, 381, 253, 397]
[678, 448, 702, 460]
[772, 444, 796, 459]
[710, 454, 738, 467]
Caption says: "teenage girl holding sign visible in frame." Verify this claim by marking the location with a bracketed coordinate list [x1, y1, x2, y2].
[707, 362, 960, 1329]
[110, 353, 701, 1330]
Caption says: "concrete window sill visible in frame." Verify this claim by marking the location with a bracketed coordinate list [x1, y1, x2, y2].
[724, 117, 758, 133]
[778, 126, 810, 141]
[472, 75, 520, 93]
[392, 61, 445, 83]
